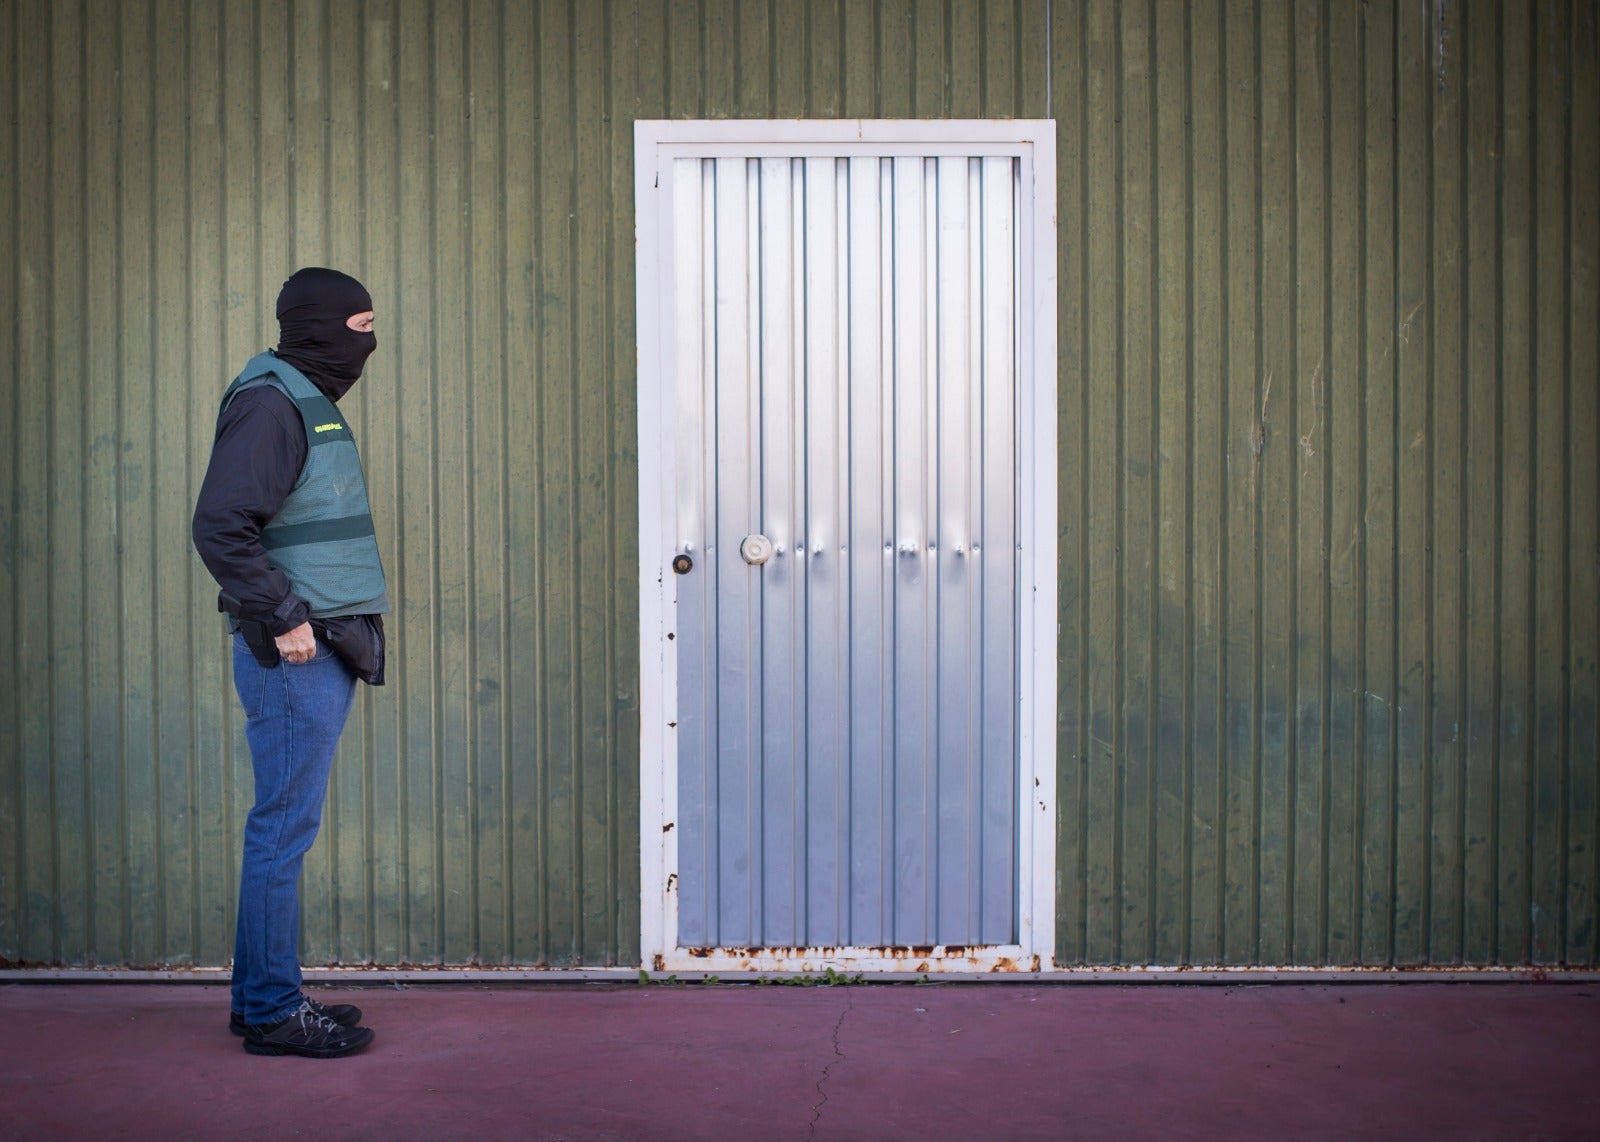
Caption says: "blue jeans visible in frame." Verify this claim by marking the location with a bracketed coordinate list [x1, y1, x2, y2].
[230, 633, 356, 1024]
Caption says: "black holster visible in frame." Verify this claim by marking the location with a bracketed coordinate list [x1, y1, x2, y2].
[218, 591, 281, 668]
[312, 614, 386, 686]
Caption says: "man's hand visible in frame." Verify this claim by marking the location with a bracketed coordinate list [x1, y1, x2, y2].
[274, 621, 317, 664]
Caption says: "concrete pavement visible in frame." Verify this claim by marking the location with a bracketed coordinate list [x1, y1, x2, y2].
[3, 980, 1597, 1139]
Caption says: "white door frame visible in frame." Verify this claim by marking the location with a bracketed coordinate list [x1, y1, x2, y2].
[635, 119, 1058, 974]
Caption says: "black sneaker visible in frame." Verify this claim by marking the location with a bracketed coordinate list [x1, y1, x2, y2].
[230, 996, 363, 1037]
[242, 999, 375, 1058]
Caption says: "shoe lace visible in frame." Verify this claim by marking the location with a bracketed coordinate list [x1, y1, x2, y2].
[293, 999, 343, 1035]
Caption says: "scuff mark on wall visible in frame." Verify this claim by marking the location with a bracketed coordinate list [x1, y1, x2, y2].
[1250, 370, 1274, 499]
[1436, 0, 1450, 91]
[1300, 356, 1324, 462]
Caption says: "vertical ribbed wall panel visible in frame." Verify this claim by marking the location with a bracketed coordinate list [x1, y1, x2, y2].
[1051, 0, 1599, 967]
[1, 0, 1595, 969]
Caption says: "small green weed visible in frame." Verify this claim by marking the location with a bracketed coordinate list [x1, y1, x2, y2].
[638, 969, 720, 986]
[758, 966, 865, 987]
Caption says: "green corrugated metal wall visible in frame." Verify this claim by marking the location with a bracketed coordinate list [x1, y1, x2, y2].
[1, 0, 1595, 970]
[1055, 0, 1598, 968]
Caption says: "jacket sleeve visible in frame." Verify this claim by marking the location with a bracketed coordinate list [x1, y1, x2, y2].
[191, 386, 312, 635]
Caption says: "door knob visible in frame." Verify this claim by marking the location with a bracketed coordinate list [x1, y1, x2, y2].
[740, 534, 774, 566]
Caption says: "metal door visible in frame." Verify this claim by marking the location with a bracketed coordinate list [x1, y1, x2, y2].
[637, 122, 1057, 974]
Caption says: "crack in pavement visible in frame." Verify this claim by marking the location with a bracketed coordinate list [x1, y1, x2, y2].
[807, 996, 853, 1140]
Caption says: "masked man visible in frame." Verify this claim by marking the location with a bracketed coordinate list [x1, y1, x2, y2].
[193, 267, 388, 1058]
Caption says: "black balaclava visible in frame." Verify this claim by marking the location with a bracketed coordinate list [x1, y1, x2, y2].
[274, 267, 377, 402]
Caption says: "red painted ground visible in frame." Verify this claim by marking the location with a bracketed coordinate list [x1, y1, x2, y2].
[2, 981, 1596, 1140]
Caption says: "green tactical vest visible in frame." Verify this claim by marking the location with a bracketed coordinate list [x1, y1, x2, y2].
[220, 352, 390, 618]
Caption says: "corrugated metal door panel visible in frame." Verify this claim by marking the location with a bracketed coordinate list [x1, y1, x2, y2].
[672, 156, 714, 948]
[803, 156, 851, 946]
[843, 155, 896, 943]
[673, 154, 1020, 950]
[980, 159, 1022, 942]
[755, 157, 804, 945]
[888, 154, 936, 943]
[711, 156, 760, 943]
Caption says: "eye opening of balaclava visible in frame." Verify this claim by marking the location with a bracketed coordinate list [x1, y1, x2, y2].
[274, 266, 377, 402]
